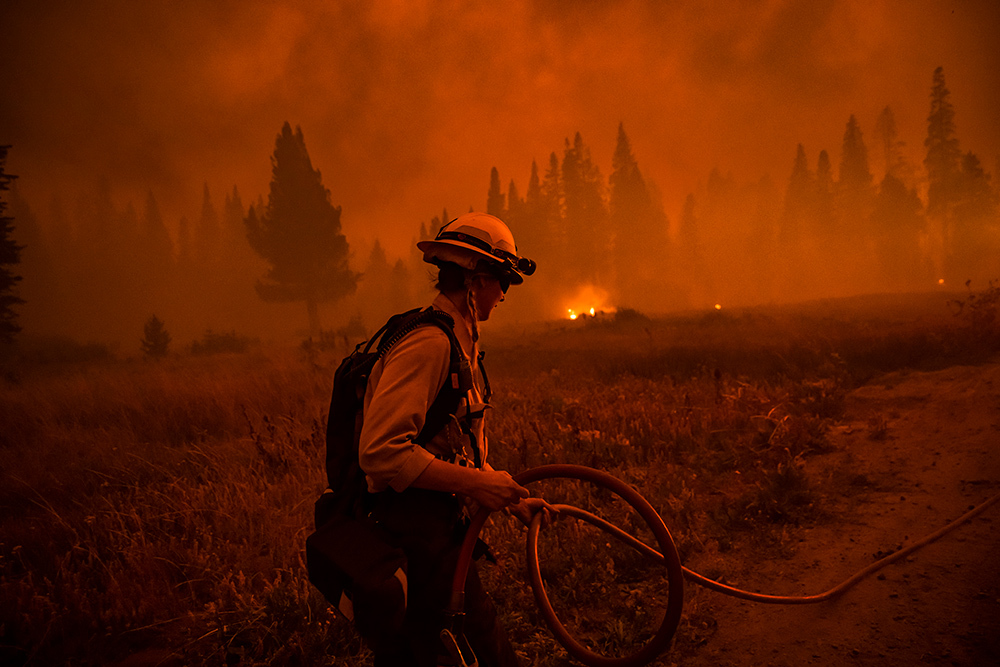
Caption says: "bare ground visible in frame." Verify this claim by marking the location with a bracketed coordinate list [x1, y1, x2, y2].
[674, 361, 1000, 667]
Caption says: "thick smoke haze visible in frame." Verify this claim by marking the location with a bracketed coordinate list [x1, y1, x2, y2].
[1, 0, 998, 346]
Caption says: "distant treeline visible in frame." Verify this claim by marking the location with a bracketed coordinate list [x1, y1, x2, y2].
[7, 67, 999, 349]
[468, 66, 997, 316]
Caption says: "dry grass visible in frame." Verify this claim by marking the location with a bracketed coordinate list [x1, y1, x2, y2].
[1, 292, 996, 666]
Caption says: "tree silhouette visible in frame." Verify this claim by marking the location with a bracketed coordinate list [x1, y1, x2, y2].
[562, 132, 607, 284]
[486, 167, 505, 218]
[924, 67, 962, 217]
[0, 146, 24, 345]
[245, 122, 356, 337]
[609, 123, 667, 302]
[141, 314, 171, 358]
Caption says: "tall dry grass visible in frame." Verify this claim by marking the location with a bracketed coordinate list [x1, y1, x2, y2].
[1, 291, 996, 666]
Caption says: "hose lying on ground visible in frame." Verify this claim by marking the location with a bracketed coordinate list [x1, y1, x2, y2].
[446, 464, 1000, 667]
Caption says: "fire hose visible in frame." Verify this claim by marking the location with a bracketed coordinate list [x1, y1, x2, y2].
[441, 463, 1000, 667]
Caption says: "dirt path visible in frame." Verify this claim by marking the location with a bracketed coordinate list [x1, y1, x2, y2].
[678, 361, 1000, 667]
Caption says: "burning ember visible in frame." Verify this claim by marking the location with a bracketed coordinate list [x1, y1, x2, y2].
[714, 304, 722, 310]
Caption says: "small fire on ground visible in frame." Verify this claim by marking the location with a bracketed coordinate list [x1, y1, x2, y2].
[563, 285, 615, 321]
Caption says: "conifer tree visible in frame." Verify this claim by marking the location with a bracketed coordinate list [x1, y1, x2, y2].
[245, 122, 356, 336]
[874, 106, 912, 183]
[839, 115, 873, 192]
[924, 67, 962, 217]
[837, 115, 875, 246]
[140, 314, 171, 358]
[778, 144, 816, 297]
[609, 123, 665, 301]
[196, 183, 222, 268]
[781, 144, 814, 246]
[562, 132, 607, 284]
[486, 167, 506, 218]
[871, 173, 926, 289]
[0, 146, 24, 344]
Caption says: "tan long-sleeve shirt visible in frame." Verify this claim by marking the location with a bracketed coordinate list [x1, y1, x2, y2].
[358, 294, 489, 493]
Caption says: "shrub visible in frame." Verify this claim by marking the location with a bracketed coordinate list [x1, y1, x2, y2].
[140, 315, 171, 358]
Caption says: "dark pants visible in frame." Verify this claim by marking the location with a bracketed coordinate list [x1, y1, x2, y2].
[368, 489, 520, 667]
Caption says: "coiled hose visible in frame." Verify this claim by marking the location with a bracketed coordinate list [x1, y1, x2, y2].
[447, 463, 1000, 667]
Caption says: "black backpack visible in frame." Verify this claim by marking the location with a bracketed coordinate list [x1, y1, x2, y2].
[305, 307, 479, 640]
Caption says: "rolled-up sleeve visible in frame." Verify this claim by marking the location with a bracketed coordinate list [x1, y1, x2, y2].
[358, 326, 451, 492]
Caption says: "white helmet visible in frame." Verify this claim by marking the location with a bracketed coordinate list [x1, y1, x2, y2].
[417, 212, 536, 285]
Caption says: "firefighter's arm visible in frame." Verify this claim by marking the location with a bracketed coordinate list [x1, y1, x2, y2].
[412, 460, 528, 512]
[359, 327, 450, 492]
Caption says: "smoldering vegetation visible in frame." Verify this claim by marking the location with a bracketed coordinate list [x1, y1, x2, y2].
[1, 290, 997, 666]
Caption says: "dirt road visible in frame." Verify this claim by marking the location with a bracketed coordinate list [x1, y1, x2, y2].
[678, 361, 1000, 667]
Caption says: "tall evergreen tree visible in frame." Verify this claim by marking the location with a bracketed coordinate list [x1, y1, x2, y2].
[357, 238, 392, 329]
[838, 115, 874, 231]
[781, 144, 814, 245]
[0, 146, 24, 344]
[871, 173, 927, 289]
[778, 144, 816, 297]
[506, 179, 523, 224]
[874, 106, 912, 183]
[839, 115, 873, 193]
[609, 123, 665, 302]
[520, 159, 545, 256]
[924, 67, 962, 217]
[951, 151, 1000, 280]
[486, 167, 506, 218]
[141, 192, 174, 273]
[196, 183, 222, 268]
[245, 122, 356, 336]
[562, 132, 608, 284]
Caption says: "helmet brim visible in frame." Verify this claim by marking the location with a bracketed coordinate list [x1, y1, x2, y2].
[418, 239, 526, 284]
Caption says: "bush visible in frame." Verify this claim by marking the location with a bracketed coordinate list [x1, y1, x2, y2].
[141, 315, 171, 358]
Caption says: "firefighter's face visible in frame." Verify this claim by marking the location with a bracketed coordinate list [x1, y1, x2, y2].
[472, 273, 505, 321]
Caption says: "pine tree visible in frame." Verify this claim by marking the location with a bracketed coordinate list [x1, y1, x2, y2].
[924, 67, 962, 217]
[245, 122, 356, 337]
[520, 160, 544, 256]
[609, 123, 664, 302]
[874, 106, 912, 183]
[781, 144, 814, 245]
[0, 146, 24, 345]
[838, 114, 875, 247]
[140, 314, 171, 358]
[562, 132, 607, 284]
[871, 173, 927, 289]
[486, 167, 506, 218]
[951, 151, 1000, 280]
[357, 239, 392, 329]
[839, 115, 873, 192]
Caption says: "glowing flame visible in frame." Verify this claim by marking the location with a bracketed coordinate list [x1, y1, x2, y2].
[938, 278, 945, 285]
[563, 284, 614, 321]
[714, 304, 722, 310]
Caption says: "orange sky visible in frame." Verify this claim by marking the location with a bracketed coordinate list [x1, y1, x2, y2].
[1, 0, 998, 260]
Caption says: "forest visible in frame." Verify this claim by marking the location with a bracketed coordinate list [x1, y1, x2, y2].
[2, 66, 996, 357]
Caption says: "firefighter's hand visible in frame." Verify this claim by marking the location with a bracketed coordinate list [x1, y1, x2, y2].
[507, 496, 559, 528]
[470, 470, 530, 512]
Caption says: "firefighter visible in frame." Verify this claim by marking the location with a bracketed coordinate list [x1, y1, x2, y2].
[358, 212, 545, 666]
